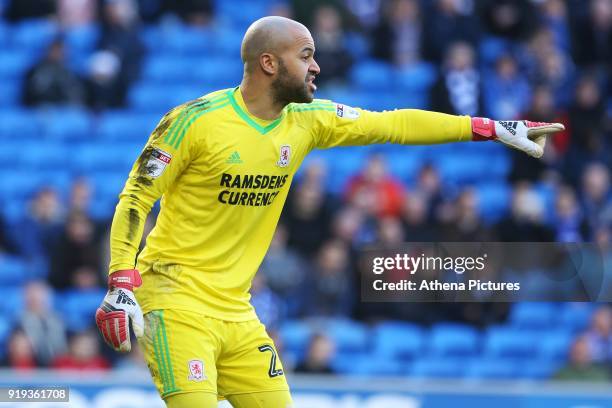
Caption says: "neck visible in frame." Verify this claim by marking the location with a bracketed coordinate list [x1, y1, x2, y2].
[239, 76, 285, 121]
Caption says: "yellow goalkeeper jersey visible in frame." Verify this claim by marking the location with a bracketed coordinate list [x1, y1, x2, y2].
[109, 87, 472, 321]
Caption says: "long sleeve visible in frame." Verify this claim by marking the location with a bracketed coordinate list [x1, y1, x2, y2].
[310, 102, 472, 149]
[108, 104, 203, 273]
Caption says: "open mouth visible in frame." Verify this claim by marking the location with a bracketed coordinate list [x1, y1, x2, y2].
[307, 77, 317, 91]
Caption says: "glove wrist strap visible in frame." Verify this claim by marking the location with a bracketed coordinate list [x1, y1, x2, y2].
[471, 117, 497, 141]
[108, 269, 142, 291]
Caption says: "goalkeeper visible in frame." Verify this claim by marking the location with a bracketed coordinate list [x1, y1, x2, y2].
[95, 16, 563, 408]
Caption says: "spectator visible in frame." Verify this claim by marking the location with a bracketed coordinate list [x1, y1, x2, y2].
[422, 0, 480, 63]
[259, 224, 307, 316]
[311, 5, 353, 85]
[554, 185, 590, 242]
[331, 206, 372, 247]
[99, 0, 145, 90]
[414, 163, 444, 223]
[496, 184, 555, 242]
[483, 54, 531, 119]
[49, 211, 103, 290]
[345, 154, 405, 218]
[430, 41, 481, 117]
[52, 330, 111, 371]
[581, 163, 612, 230]
[58, 0, 97, 27]
[284, 162, 333, 256]
[377, 216, 405, 246]
[305, 239, 354, 317]
[571, 0, 612, 70]
[481, 0, 537, 41]
[85, 50, 125, 111]
[371, 0, 423, 66]
[401, 191, 437, 241]
[250, 274, 283, 330]
[438, 188, 493, 242]
[539, 0, 571, 52]
[294, 333, 336, 374]
[1, 329, 38, 370]
[68, 178, 93, 215]
[584, 305, 612, 364]
[18, 281, 68, 366]
[17, 188, 65, 274]
[22, 39, 86, 107]
[532, 44, 575, 109]
[554, 335, 610, 381]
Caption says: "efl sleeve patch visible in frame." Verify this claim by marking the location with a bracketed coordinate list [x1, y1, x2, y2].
[145, 148, 172, 178]
[335, 103, 360, 119]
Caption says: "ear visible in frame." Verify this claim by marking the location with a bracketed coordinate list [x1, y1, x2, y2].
[260, 53, 276, 75]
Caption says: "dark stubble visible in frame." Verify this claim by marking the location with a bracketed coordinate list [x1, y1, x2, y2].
[271, 57, 312, 106]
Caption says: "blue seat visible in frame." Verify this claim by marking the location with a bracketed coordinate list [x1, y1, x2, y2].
[97, 111, 158, 141]
[372, 322, 424, 360]
[429, 323, 480, 357]
[0, 51, 35, 79]
[484, 327, 539, 358]
[40, 108, 92, 140]
[0, 109, 41, 139]
[57, 289, 106, 332]
[0, 81, 21, 107]
[163, 27, 216, 55]
[350, 60, 394, 91]
[509, 302, 558, 329]
[190, 57, 243, 88]
[64, 24, 100, 54]
[537, 330, 574, 360]
[396, 63, 437, 93]
[0, 171, 45, 200]
[333, 352, 405, 376]
[409, 356, 466, 378]
[74, 143, 141, 173]
[13, 19, 58, 52]
[324, 319, 369, 353]
[142, 57, 191, 82]
[128, 83, 176, 113]
[464, 357, 519, 380]
[279, 320, 312, 357]
[20, 142, 67, 170]
[519, 358, 562, 380]
[0, 255, 28, 285]
[89, 171, 129, 202]
[558, 303, 595, 333]
[476, 182, 512, 223]
[0, 287, 24, 318]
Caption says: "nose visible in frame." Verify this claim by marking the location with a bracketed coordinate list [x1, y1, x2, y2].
[310, 59, 320, 75]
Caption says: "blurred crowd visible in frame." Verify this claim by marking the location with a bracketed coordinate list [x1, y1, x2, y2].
[0, 0, 610, 378]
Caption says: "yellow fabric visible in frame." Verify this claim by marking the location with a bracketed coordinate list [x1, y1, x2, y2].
[227, 390, 293, 408]
[138, 309, 289, 400]
[165, 392, 218, 408]
[109, 86, 472, 320]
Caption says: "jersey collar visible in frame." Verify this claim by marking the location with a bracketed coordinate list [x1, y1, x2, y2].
[228, 87, 285, 135]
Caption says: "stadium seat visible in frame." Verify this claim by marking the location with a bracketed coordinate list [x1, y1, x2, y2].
[13, 19, 58, 52]
[0, 170, 45, 200]
[128, 83, 176, 113]
[324, 319, 369, 353]
[484, 327, 539, 358]
[39, 108, 92, 140]
[0, 315, 13, 359]
[57, 289, 107, 332]
[350, 60, 394, 91]
[519, 358, 563, 380]
[509, 302, 557, 329]
[0, 255, 28, 286]
[97, 111, 157, 141]
[333, 352, 405, 376]
[409, 356, 466, 378]
[464, 357, 519, 380]
[0, 80, 20, 107]
[64, 24, 100, 54]
[0, 286, 24, 319]
[558, 303, 595, 333]
[476, 182, 512, 223]
[429, 323, 480, 357]
[20, 142, 68, 170]
[395, 63, 437, 93]
[537, 330, 574, 360]
[279, 320, 312, 357]
[0, 50, 35, 79]
[0, 109, 41, 139]
[372, 322, 424, 360]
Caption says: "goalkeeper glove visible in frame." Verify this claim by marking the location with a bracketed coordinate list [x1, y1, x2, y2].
[471, 117, 564, 158]
[95, 269, 144, 352]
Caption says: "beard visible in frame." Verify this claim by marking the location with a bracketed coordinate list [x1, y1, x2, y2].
[271, 58, 313, 105]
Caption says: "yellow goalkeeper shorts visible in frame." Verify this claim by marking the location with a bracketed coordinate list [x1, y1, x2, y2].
[138, 309, 289, 400]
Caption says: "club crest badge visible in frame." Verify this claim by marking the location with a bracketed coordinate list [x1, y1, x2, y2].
[277, 145, 291, 167]
[188, 359, 206, 382]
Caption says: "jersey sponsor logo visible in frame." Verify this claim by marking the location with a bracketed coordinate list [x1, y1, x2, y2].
[218, 173, 289, 207]
[276, 145, 291, 167]
[226, 151, 243, 164]
[187, 359, 206, 382]
[145, 148, 172, 178]
[336, 103, 360, 119]
[499, 121, 518, 135]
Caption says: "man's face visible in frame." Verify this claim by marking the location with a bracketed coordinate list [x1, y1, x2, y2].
[271, 29, 320, 105]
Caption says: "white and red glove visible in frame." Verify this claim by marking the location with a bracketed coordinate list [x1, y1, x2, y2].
[95, 269, 144, 352]
[471, 117, 564, 158]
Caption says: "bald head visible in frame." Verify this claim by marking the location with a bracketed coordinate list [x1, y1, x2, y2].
[241, 16, 311, 73]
